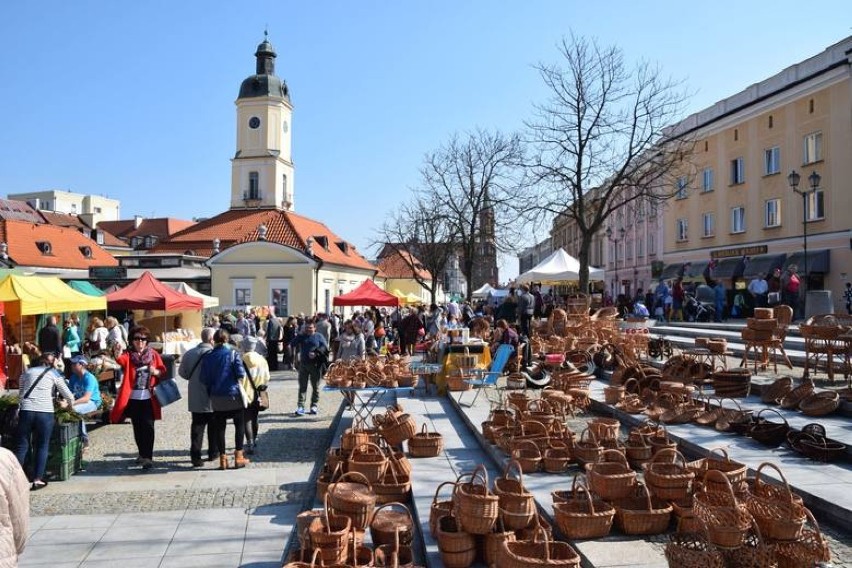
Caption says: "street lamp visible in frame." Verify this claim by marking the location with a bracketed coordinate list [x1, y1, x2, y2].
[606, 226, 626, 297]
[787, 169, 821, 316]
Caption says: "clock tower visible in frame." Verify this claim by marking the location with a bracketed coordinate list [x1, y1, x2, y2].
[231, 34, 295, 211]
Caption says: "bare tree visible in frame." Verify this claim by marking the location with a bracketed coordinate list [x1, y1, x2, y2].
[420, 129, 526, 300]
[375, 195, 457, 305]
[526, 35, 694, 291]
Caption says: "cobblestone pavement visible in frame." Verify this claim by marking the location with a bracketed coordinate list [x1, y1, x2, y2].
[29, 368, 337, 516]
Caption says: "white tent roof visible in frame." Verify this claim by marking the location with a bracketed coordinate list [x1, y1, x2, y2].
[471, 283, 494, 297]
[164, 281, 220, 308]
[515, 249, 604, 284]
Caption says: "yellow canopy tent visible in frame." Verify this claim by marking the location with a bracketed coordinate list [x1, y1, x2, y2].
[0, 274, 107, 318]
[391, 289, 423, 305]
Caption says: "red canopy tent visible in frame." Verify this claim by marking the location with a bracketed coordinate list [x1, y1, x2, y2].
[106, 271, 204, 311]
[333, 279, 399, 307]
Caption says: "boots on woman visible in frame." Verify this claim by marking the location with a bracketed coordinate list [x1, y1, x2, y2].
[218, 454, 229, 470]
[233, 450, 250, 469]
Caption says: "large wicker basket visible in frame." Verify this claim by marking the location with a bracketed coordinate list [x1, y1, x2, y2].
[693, 470, 752, 548]
[643, 448, 694, 501]
[498, 528, 581, 568]
[327, 471, 377, 530]
[585, 449, 637, 501]
[745, 462, 805, 542]
[613, 482, 672, 535]
[407, 423, 444, 458]
[493, 460, 536, 531]
[552, 478, 615, 540]
[453, 465, 499, 535]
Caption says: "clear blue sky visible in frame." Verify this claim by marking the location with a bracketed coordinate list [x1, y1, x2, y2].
[0, 1, 848, 281]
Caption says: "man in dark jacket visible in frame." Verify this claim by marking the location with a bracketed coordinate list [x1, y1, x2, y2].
[38, 316, 61, 356]
[178, 327, 215, 467]
[516, 285, 535, 337]
[265, 314, 282, 371]
[289, 321, 328, 416]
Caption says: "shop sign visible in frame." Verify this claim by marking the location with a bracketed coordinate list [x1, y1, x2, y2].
[89, 266, 127, 279]
[710, 245, 767, 259]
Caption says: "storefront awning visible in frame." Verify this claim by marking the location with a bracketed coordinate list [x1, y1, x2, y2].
[712, 257, 746, 280]
[67, 280, 106, 297]
[783, 249, 830, 274]
[0, 275, 107, 315]
[660, 263, 683, 280]
[743, 253, 786, 280]
[681, 260, 710, 283]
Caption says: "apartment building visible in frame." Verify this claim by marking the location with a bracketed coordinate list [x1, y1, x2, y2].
[663, 36, 851, 308]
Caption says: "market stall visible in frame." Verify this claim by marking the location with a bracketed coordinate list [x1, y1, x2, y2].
[106, 272, 204, 359]
[515, 249, 604, 285]
[333, 279, 399, 308]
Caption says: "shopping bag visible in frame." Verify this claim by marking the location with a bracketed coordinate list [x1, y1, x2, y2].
[153, 378, 182, 407]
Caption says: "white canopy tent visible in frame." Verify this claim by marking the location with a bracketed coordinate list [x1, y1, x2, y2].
[164, 281, 220, 309]
[471, 283, 494, 298]
[515, 249, 604, 285]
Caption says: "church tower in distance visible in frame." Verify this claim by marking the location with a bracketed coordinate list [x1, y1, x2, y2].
[230, 33, 295, 211]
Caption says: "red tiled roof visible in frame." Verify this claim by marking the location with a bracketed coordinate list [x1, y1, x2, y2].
[152, 207, 376, 271]
[97, 218, 196, 240]
[0, 220, 118, 269]
[377, 249, 432, 280]
[38, 210, 91, 230]
[0, 199, 42, 224]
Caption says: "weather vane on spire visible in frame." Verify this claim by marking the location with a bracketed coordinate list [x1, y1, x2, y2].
[264, 26, 268, 41]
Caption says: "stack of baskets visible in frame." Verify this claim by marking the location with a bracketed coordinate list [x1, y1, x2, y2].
[711, 368, 752, 398]
[742, 307, 777, 342]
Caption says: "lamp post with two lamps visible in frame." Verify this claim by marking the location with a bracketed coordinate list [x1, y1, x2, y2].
[787, 169, 821, 317]
[606, 226, 626, 299]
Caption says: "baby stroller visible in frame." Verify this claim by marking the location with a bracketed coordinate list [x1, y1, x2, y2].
[684, 285, 716, 322]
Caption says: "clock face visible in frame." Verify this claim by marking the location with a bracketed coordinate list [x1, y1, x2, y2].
[282, 120, 289, 133]
[249, 116, 261, 129]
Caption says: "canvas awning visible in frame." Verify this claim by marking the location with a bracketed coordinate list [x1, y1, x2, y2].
[67, 280, 106, 297]
[660, 263, 683, 280]
[783, 249, 830, 274]
[164, 281, 220, 309]
[106, 271, 204, 311]
[743, 253, 786, 280]
[681, 260, 710, 283]
[391, 289, 421, 305]
[712, 257, 746, 280]
[333, 279, 399, 307]
[516, 249, 604, 285]
[0, 275, 107, 315]
[471, 283, 493, 298]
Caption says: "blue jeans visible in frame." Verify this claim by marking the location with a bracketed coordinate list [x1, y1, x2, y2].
[15, 410, 55, 482]
[73, 401, 100, 441]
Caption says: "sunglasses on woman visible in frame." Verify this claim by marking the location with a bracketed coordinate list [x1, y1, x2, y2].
[132, 336, 148, 341]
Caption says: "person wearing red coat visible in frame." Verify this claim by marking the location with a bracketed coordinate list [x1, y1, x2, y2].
[109, 325, 167, 470]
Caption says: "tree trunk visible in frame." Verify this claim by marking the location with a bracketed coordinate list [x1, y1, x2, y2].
[462, 257, 475, 302]
[578, 238, 592, 294]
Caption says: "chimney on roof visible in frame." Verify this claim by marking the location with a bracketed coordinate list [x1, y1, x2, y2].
[212, 238, 221, 254]
[134, 215, 143, 229]
[305, 236, 314, 256]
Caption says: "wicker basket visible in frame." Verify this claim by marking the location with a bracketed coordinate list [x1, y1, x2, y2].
[772, 509, 831, 568]
[588, 417, 620, 441]
[498, 527, 581, 568]
[693, 470, 752, 548]
[685, 448, 747, 490]
[665, 532, 724, 568]
[779, 379, 815, 410]
[742, 327, 773, 341]
[648, 424, 677, 456]
[585, 449, 637, 501]
[715, 398, 753, 433]
[747, 317, 778, 331]
[436, 514, 477, 568]
[453, 465, 499, 535]
[712, 369, 752, 398]
[377, 410, 418, 447]
[370, 501, 414, 548]
[790, 431, 847, 463]
[511, 439, 542, 474]
[493, 460, 536, 531]
[753, 307, 774, 319]
[373, 464, 411, 505]
[746, 462, 806, 542]
[348, 442, 389, 484]
[342, 419, 372, 451]
[613, 482, 672, 535]
[572, 427, 602, 465]
[749, 408, 790, 447]
[717, 519, 776, 568]
[430, 480, 458, 538]
[327, 472, 377, 531]
[624, 434, 653, 469]
[552, 478, 615, 540]
[482, 517, 517, 568]
[407, 423, 444, 458]
[761, 377, 793, 405]
[643, 448, 694, 501]
[799, 391, 840, 416]
[604, 384, 626, 404]
[308, 495, 353, 566]
[543, 441, 573, 473]
[447, 374, 473, 392]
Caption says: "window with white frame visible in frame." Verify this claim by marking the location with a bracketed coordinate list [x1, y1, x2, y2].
[648, 234, 656, 255]
[637, 237, 644, 258]
[269, 278, 291, 316]
[731, 206, 746, 233]
[702, 212, 715, 237]
[232, 278, 253, 306]
[765, 199, 781, 228]
[676, 219, 688, 242]
[702, 168, 714, 192]
[764, 146, 780, 175]
[803, 131, 823, 164]
[248, 171, 260, 199]
[675, 176, 688, 199]
[806, 189, 825, 221]
[625, 239, 633, 260]
[730, 157, 745, 184]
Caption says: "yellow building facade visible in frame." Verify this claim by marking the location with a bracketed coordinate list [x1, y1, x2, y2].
[664, 36, 852, 311]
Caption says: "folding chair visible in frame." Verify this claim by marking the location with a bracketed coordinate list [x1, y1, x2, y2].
[458, 343, 514, 407]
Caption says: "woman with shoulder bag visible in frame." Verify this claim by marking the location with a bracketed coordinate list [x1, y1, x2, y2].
[14, 352, 75, 490]
[109, 326, 168, 470]
[240, 337, 270, 455]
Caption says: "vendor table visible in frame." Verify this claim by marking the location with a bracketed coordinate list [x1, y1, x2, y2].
[322, 386, 413, 424]
[436, 343, 492, 394]
[151, 339, 201, 357]
[408, 362, 443, 396]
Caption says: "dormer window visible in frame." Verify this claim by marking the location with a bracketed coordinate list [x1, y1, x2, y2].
[144, 236, 158, 248]
[315, 236, 329, 251]
[184, 250, 196, 256]
[36, 241, 52, 255]
[95, 230, 104, 245]
[336, 241, 350, 255]
[130, 236, 141, 248]
[79, 246, 92, 258]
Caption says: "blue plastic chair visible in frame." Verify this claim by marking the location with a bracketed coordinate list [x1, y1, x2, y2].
[458, 343, 515, 407]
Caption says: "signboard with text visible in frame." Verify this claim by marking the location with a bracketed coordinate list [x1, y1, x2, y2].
[710, 245, 767, 260]
[88, 266, 127, 279]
